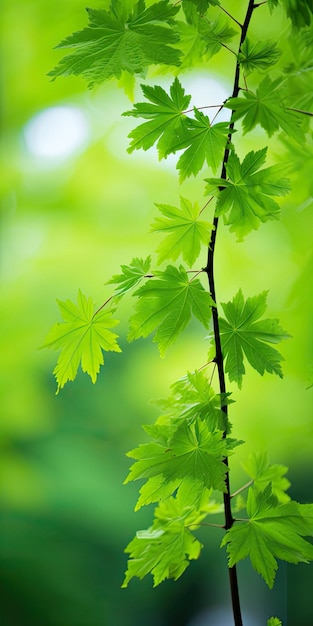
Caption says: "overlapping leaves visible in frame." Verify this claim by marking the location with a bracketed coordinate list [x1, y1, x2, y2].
[43, 290, 121, 391]
[219, 289, 290, 388]
[222, 484, 313, 588]
[125, 417, 236, 493]
[123, 484, 212, 587]
[205, 147, 290, 239]
[151, 197, 213, 266]
[125, 78, 230, 180]
[49, 0, 181, 86]
[225, 76, 303, 141]
[173, 109, 230, 181]
[153, 370, 230, 432]
[242, 451, 291, 504]
[134, 370, 231, 509]
[178, 5, 236, 69]
[124, 78, 191, 158]
[128, 265, 214, 356]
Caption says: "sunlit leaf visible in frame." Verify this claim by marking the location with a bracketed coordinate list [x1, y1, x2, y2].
[242, 451, 291, 503]
[107, 256, 151, 296]
[43, 290, 121, 391]
[128, 265, 214, 355]
[222, 485, 313, 588]
[123, 484, 212, 586]
[151, 196, 213, 266]
[219, 289, 290, 387]
[49, 0, 181, 87]
[124, 78, 191, 158]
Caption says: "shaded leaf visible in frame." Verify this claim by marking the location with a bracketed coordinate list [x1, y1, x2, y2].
[178, 9, 236, 69]
[225, 76, 304, 141]
[154, 369, 231, 432]
[238, 39, 281, 74]
[205, 148, 290, 239]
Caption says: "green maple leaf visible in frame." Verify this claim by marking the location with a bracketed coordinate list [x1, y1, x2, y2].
[173, 109, 230, 181]
[135, 475, 181, 511]
[106, 256, 151, 297]
[221, 485, 313, 588]
[242, 451, 291, 503]
[225, 76, 303, 141]
[154, 370, 231, 432]
[205, 147, 290, 239]
[49, 0, 181, 87]
[123, 77, 191, 158]
[43, 290, 121, 392]
[281, 0, 313, 28]
[125, 417, 236, 493]
[123, 485, 211, 586]
[151, 196, 213, 266]
[238, 39, 281, 74]
[219, 289, 290, 388]
[178, 8, 236, 69]
[182, 0, 220, 17]
[128, 265, 214, 356]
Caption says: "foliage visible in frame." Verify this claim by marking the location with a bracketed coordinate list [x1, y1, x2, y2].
[42, 290, 121, 392]
[221, 484, 313, 588]
[218, 289, 290, 388]
[205, 148, 291, 239]
[46, 0, 313, 624]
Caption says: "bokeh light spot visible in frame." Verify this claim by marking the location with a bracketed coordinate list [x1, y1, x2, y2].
[23, 106, 90, 159]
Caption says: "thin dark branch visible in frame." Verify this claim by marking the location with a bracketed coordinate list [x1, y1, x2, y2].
[203, 2, 256, 624]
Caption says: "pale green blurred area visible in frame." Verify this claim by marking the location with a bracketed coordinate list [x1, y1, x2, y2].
[1, 1, 312, 625]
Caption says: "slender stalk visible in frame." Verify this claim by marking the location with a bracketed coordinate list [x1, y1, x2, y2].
[204, 2, 256, 624]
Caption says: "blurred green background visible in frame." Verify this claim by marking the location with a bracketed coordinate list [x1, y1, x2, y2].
[1, 1, 312, 625]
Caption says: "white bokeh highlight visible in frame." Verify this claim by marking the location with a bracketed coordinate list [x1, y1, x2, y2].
[23, 106, 90, 160]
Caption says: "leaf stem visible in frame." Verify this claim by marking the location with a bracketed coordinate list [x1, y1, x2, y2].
[231, 480, 253, 498]
[221, 43, 237, 56]
[92, 296, 114, 319]
[204, 2, 256, 624]
[183, 104, 224, 114]
[219, 5, 243, 28]
[286, 107, 313, 117]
